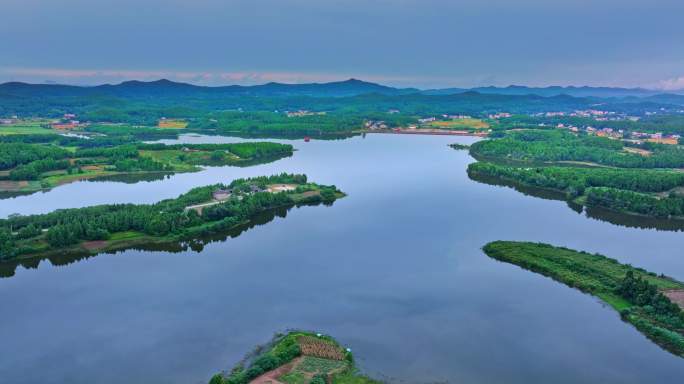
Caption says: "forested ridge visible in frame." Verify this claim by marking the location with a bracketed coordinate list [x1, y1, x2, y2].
[470, 130, 684, 168]
[467, 129, 684, 220]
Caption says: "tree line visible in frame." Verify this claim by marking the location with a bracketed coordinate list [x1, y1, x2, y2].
[470, 130, 684, 168]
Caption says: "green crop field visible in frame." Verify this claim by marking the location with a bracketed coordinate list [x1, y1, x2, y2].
[0, 121, 54, 135]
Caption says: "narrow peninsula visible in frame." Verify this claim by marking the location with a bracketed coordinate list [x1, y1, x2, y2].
[483, 241, 684, 357]
[0, 174, 343, 263]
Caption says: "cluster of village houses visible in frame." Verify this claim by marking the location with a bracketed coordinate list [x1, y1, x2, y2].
[51, 113, 84, 130]
[0, 113, 85, 130]
[488, 112, 512, 119]
[417, 114, 475, 124]
[364, 120, 388, 130]
[535, 110, 680, 144]
[212, 183, 296, 201]
[212, 185, 265, 201]
[45, 113, 85, 131]
[285, 110, 326, 117]
[553, 122, 680, 144]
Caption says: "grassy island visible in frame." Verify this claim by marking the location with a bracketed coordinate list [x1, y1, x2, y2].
[0, 174, 343, 263]
[0, 141, 293, 195]
[483, 241, 684, 357]
[209, 331, 379, 384]
[468, 130, 684, 221]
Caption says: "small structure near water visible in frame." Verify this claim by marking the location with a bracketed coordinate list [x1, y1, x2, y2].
[212, 189, 232, 201]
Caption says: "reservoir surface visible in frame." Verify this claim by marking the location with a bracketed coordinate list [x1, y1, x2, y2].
[1, 134, 683, 383]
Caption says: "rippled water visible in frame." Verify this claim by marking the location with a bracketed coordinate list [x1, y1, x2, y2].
[1, 134, 683, 384]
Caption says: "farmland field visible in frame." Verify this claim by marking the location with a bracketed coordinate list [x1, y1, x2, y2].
[158, 119, 188, 129]
[0, 120, 55, 135]
[428, 118, 489, 130]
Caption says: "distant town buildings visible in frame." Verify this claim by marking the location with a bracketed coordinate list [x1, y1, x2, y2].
[365, 120, 388, 130]
[286, 110, 326, 117]
[488, 112, 512, 119]
[418, 117, 437, 123]
[553, 118, 680, 144]
[52, 121, 81, 130]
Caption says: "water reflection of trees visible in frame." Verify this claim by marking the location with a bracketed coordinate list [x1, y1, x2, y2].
[0, 152, 293, 200]
[0, 202, 331, 278]
[469, 172, 684, 232]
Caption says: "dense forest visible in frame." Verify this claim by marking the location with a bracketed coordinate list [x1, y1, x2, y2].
[470, 130, 684, 168]
[468, 162, 684, 196]
[466, 129, 684, 220]
[483, 241, 684, 357]
[585, 187, 684, 218]
[0, 174, 342, 261]
[0, 143, 70, 170]
[0, 140, 293, 191]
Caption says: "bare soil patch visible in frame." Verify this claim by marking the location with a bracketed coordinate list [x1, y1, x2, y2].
[267, 184, 297, 193]
[664, 289, 684, 310]
[82, 240, 108, 250]
[300, 191, 319, 198]
[624, 147, 652, 156]
[0, 180, 29, 191]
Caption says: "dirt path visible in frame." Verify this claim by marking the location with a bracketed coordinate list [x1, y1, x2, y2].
[249, 357, 301, 384]
[184, 200, 220, 214]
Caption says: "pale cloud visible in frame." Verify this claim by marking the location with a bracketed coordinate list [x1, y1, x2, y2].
[656, 76, 684, 91]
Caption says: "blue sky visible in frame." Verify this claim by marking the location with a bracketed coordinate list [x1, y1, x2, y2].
[2, 0, 683, 89]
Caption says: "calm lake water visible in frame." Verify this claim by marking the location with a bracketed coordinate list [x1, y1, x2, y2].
[1, 134, 683, 383]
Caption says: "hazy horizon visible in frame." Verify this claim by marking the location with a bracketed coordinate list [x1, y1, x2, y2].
[2, 0, 684, 90]
[3, 76, 684, 92]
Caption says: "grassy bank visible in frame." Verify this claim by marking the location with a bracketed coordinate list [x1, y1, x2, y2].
[483, 241, 684, 357]
[209, 331, 379, 384]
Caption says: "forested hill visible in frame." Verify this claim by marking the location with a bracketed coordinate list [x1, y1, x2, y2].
[0, 87, 628, 119]
[2, 79, 682, 120]
[3, 78, 683, 100]
[0, 78, 417, 98]
[423, 85, 684, 99]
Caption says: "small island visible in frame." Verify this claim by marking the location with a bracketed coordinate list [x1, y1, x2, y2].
[0, 174, 343, 263]
[0, 141, 294, 196]
[483, 241, 684, 357]
[209, 331, 379, 384]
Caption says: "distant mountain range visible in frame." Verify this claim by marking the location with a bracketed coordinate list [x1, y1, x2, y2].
[0, 78, 417, 98]
[0, 78, 682, 99]
[422, 85, 684, 98]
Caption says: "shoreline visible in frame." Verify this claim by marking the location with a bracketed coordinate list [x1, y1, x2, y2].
[365, 128, 488, 136]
